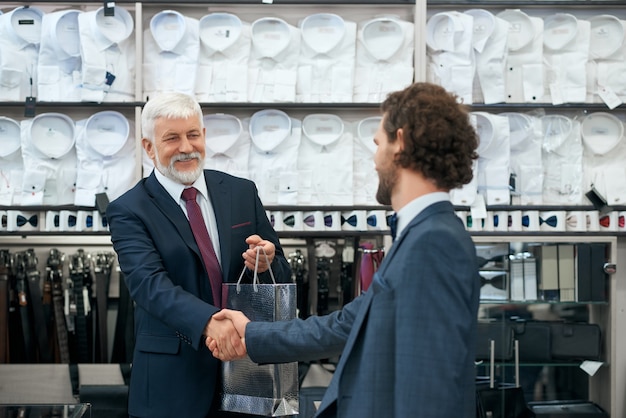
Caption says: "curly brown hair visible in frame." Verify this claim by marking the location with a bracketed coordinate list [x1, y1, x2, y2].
[381, 82, 479, 190]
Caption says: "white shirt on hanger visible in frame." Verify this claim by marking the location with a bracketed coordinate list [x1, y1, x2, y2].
[143, 10, 199, 100]
[586, 14, 626, 104]
[0, 6, 43, 101]
[501, 112, 544, 205]
[37, 9, 82, 102]
[196, 12, 251, 103]
[74, 110, 136, 206]
[78, 5, 135, 102]
[465, 9, 509, 104]
[540, 114, 584, 205]
[426, 11, 475, 104]
[298, 113, 354, 205]
[498, 9, 544, 103]
[20, 113, 77, 205]
[542, 13, 590, 104]
[247, 109, 301, 205]
[296, 13, 356, 103]
[0, 116, 24, 205]
[248, 17, 301, 103]
[354, 16, 414, 103]
[353, 116, 380, 205]
[203, 113, 251, 179]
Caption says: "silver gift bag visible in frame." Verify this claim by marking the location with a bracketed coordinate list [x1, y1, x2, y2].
[220, 248, 299, 416]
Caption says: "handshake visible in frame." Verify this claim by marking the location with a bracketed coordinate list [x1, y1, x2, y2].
[205, 309, 251, 361]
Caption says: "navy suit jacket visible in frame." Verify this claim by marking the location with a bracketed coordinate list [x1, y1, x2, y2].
[246, 200, 480, 418]
[106, 170, 291, 418]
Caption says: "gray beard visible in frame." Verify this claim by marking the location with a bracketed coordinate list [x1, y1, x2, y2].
[155, 151, 204, 184]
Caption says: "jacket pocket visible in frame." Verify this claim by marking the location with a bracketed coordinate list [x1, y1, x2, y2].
[135, 334, 180, 354]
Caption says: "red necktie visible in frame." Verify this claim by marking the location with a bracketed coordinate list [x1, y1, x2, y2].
[181, 187, 222, 308]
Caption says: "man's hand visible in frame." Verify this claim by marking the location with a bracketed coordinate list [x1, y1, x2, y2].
[206, 309, 251, 360]
[204, 313, 246, 360]
[243, 235, 275, 272]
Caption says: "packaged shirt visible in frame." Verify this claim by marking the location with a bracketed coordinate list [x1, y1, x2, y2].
[196, 13, 251, 102]
[465, 9, 509, 104]
[78, 5, 135, 102]
[540, 114, 584, 205]
[248, 17, 301, 103]
[500, 112, 544, 205]
[37, 9, 82, 102]
[20, 113, 77, 205]
[298, 113, 354, 205]
[542, 13, 590, 104]
[353, 116, 380, 205]
[296, 13, 356, 103]
[0, 6, 43, 101]
[354, 16, 414, 103]
[247, 109, 301, 205]
[581, 112, 626, 206]
[74, 110, 136, 206]
[0, 116, 24, 205]
[498, 9, 544, 103]
[426, 11, 475, 104]
[203, 113, 251, 179]
[143, 10, 199, 100]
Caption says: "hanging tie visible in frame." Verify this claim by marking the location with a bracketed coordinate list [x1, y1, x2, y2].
[181, 187, 223, 308]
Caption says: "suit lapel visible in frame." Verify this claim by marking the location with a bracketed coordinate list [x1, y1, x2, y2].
[204, 171, 233, 281]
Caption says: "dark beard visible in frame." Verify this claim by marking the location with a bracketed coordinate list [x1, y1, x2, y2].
[376, 169, 395, 206]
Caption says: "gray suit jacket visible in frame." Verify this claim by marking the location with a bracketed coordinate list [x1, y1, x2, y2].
[246, 200, 480, 417]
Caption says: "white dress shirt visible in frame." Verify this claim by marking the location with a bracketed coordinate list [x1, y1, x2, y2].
[0, 6, 43, 101]
[427, 11, 475, 104]
[298, 113, 354, 205]
[248, 17, 301, 103]
[581, 112, 626, 206]
[296, 13, 356, 103]
[203, 113, 251, 179]
[74, 110, 136, 206]
[20, 113, 77, 205]
[586, 14, 626, 104]
[78, 6, 135, 102]
[465, 9, 509, 104]
[196, 13, 251, 103]
[472, 111, 511, 205]
[542, 13, 590, 104]
[37, 9, 82, 102]
[354, 16, 414, 103]
[497, 9, 544, 103]
[353, 116, 380, 205]
[0, 116, 24, 205]
[247, 109, 301, 205]
[143, 10, 199, 100]
[541, 114, 583, 204]
[501, 112, 544, 205]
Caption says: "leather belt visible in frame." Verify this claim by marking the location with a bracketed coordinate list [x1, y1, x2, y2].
[0, 250, 10, 363]
[93, 252, 115, 363]
[69, 249, 93, 363]
[47, 249, 70, 363]
[24, 249, 53, 363]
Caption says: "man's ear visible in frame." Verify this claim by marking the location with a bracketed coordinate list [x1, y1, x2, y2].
[395, 128, 405, 153]
[142, 138, 155, 160]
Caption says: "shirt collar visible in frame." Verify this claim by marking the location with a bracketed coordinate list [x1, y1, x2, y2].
[589, 14, 624, 59]
[84, 110, 130, 157]
[249, 109, 292, 153]
[544, 13, 578, 51]
[251, 17, 293, 58]
[150, 10, 191, 54]
[355, 116, 381, 154]
[427, 11, 468, 52]
[199, 12, 245, 57]
[301, 114, 344, 152]
[395, 192, 450, 240]
[89, 6, 134, 51]
[154, 168, 209, 205]
[46, 9, 82, 60]
[502, 112, 536, 152]
[1, 6, 43, 50]
[497, 9, 536, 52]
[581, 112, 623, 155]
[361, 17, 405, 61]
[204, 113, 244, 158]
[541, 114, 575, 155]
[28, 113, 76, 159]
[300, 13, 346, 55]
[465, 9, 496, 53]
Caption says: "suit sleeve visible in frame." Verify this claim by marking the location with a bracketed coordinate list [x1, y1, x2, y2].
[245, 295, 364, 363]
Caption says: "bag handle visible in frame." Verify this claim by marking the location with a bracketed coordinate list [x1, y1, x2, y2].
[235, 246, 276, 292]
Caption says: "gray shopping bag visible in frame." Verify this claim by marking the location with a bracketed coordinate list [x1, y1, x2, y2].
[220, 247, 299, 416]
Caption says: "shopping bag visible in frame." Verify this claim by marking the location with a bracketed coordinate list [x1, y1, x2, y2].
[220, 247, 299, 416]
